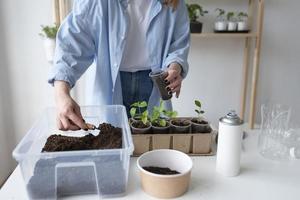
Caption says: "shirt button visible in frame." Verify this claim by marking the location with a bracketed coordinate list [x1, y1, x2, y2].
[114, 63, 118, 67]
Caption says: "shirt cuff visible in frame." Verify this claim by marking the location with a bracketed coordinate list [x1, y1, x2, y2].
[48, 64, 76, 88]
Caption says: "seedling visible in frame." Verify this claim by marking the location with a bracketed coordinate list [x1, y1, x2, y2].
[215, 8, 226, 19]
[237, 12, 248, 21]
[130, 101, 149, 125]
[151, 100, 178, 127]
[39, 24, 59, 39]
[194, 100, 205, 120]
[227, 12, 236, 21]
[186, 4, 208, 22]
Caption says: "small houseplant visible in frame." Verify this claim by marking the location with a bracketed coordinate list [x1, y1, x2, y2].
[237, 12, 249, 31]
[130, 101, 151, 134]
[214, 8, 227, 31]
[191, 100, 211, 133]
[186, 3, 208, 33]
[150, 100, 178, 134]
[39, 24, 59, 62]
[226, 12, 237, 31]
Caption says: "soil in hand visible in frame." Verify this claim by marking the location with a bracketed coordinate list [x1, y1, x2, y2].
[132, 121, 149, 129]
[171, 120, 190, 127]
[42, 123, 122, 152]
[143, 166, 180, 175]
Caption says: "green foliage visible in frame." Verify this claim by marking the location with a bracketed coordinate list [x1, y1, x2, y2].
[194, 99, 205, 119]
[186, 3, 208, 22]
[215, 8, 225, 18]
[141, 110, 149, 125]
[237, 12, 248, 21]
[227, 12, 236, 21]
[151, 100, 177, 127]
[39, 24, 59, 39]
[130, 101, 148, 119]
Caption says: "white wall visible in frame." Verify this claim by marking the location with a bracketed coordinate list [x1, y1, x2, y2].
[0, 0, 54, 185]
[0, 0, 299, 186]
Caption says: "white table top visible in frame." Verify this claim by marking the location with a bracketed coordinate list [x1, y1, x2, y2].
[1, 129, 299, 200]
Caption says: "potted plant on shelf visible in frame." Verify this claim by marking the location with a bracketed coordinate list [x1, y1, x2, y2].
[191, 100, 211, 133]
[214, 8, 227, 32]
[39, 24, 59, 62]
[130, 101, 151, 134]
[237, 12, 249, 31]
[227, 12, 237, 31]
[186, 3, 208, 33]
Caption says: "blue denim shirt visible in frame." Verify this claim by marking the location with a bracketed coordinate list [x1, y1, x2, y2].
[48, 0, 190, 111]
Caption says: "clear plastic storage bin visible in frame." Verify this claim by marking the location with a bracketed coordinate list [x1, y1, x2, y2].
[13, 106, 134, 199]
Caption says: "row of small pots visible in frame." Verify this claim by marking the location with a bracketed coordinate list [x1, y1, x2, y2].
[130, 118, 212, 135]
[215, 20, 248, 32]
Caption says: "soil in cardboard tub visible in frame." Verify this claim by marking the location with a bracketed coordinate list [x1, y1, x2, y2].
[143, 166, 180, 175]
[27, 123, 126, 199]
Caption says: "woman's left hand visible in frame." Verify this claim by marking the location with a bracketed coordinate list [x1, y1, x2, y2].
[165, 63, 183, 98]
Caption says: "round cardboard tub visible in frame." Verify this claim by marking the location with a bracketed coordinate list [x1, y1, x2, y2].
[137, 149, 193, 199]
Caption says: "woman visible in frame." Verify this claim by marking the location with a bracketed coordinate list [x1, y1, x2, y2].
[48, 0, 190, 130]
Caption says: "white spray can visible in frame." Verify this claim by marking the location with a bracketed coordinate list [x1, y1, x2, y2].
[216, 110, 244, 177]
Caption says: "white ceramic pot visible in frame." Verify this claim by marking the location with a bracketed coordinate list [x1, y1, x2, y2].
[43, 38, 56, 62]
[137, 149, 193, 199]
[237, 21, 248, 31]
[227, 21, 237, 31]
[214, 21, 227, 31]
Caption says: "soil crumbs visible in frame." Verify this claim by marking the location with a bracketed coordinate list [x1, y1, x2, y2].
[42, 123, 122, 152]
[172, 120, 190, 127]
[143, 166, 180, 175]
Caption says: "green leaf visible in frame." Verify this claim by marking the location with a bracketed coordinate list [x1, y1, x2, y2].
[139, 101, 147, 108]
[141, 110, 149, 125]
[159, 119, 167, 127]
[200, 110, 205, 114]
[195, 100, 201, 108]
[195, 109, 200, 114]
[131, 102, 139, 107]
[130, 107, 136, 118]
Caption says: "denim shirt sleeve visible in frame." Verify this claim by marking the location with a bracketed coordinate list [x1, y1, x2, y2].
[164, 0, 190, 79]
[48, 0, 96, 88]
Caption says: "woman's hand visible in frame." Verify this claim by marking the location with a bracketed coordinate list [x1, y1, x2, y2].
[165, 63, 183, 98]
[54, 81, 87, 131]
[163, 0, 179, 10]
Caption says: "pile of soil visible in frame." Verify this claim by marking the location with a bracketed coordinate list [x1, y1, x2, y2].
[171, 120, 190, 127]
[143, 166, 180, 175]
[191, 118, 208, 125]
[132, 121, 149, 129]
[42, 123, 122, 152]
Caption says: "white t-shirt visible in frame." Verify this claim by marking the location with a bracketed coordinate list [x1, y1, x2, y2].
[120, 0, 152, 72]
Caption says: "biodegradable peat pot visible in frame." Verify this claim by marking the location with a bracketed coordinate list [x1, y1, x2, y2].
[173, 134, 192, 154]
[137, 149, 193, 199]
[133, 135, 151, 155]
[151, 121, 170, 134]
[170, 119, 191, 133]
[191, 118, 211, 133]
[190, 21, 203, 33]
[227, 21, 237, 31]
[130, 121, 151, 134]
[43, 38, 56, 62]
[149, 70, 172, 100]
[152, 134, 171, 150]
[214, 21, 227, 31]
[237, 21, 248, 31]
[193, 134, 212, 154]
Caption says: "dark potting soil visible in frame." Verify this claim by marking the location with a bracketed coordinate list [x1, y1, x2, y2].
[191, 118, 208, 125]
[27, 123, 126, 199]
[143, 166, 180, 175]
[42, 123, 122, 152]
[132, 121, 149, 129]
[171, 120, 190, 127]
